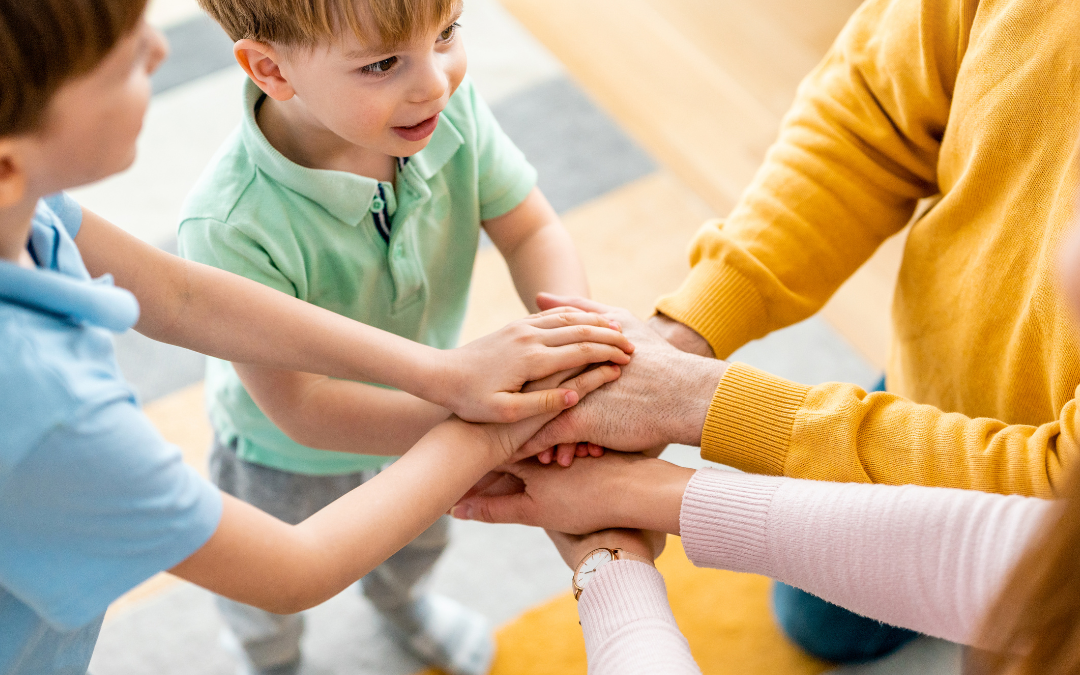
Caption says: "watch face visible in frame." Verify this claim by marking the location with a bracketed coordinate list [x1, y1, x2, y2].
[574, 549, 614, 591]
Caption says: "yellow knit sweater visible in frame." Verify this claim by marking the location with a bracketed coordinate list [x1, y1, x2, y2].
[656, 0, 1080, 498]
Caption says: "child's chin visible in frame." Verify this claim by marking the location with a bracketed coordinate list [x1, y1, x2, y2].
[392, 138, 431, 157]
[72, 148, 138, 190]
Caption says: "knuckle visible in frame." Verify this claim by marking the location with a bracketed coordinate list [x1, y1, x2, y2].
[541, 390, 558, 412]
[476, 503, 493, 523]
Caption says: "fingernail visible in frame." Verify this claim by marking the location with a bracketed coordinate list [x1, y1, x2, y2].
[564, 391, 579, 407]
[451, 505, 472, 520]
[609, 320, 622, 330]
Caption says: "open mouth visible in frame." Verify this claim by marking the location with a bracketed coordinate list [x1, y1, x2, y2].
[392, 113, 440, 142]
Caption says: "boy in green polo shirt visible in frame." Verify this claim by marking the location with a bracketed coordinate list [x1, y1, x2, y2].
[178, 0, 595, 673]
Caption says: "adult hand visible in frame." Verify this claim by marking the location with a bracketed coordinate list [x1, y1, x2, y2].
[452, 452, 695, 535]
[548, 528, 667, 571]
[517, 294, 728, 463]
[478, 364, 623, 467]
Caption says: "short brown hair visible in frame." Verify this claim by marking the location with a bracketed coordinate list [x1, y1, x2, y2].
[0, 0, 148, 135]
[199, 0, 458, 49]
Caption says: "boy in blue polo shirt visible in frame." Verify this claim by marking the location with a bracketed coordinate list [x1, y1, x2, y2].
[179, 0, 598, 672]
[0, 2, 631, 673]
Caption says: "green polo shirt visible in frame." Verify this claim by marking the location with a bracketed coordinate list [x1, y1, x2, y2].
[178, 76, 537, 475]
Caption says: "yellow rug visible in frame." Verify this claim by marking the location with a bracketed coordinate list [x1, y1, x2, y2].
[417, 537, 829, 675]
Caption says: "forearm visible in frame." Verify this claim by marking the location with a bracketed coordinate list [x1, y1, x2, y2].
[236, 365, 449, 455]
[502, 222, 589, 312]
[174, 420, 497, 613]
[153, 260, 441, 392]
[75, 209, 443, 397]
[704, 363, 1080, 497]
[678, 469, 1054, 646]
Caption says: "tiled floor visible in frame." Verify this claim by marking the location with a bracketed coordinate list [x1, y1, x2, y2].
[85, 1, 957, 674]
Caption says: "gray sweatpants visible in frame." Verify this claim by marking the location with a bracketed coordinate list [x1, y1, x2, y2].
[209, 436, 450, 670]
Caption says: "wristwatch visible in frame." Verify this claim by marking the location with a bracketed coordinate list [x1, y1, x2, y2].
[572, 547, 653, 600]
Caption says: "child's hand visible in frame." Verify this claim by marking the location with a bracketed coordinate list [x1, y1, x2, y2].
[434, 309, 634, 423]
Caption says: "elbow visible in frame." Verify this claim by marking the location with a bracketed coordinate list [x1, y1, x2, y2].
[275, 418, 323, 449]
[250, 554, 337, 615]
[250, 396, 327, 449]
[257, 590, 323, 616]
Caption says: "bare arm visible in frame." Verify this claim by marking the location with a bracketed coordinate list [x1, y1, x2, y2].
[74, 208, 634, 422]
[170, 364, 622, 614]
[235, 365, 449, 455]
[484, 188, 589, 312]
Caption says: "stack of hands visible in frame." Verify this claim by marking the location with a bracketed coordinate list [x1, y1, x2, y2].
[450, 291, 727, 578]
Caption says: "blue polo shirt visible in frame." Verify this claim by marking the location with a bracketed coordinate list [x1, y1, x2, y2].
[0, 194, 223, 675]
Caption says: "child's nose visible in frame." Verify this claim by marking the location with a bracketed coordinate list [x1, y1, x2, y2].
[410, 57, 450, 103]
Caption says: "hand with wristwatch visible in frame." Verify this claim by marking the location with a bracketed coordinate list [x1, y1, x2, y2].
[548, 528, 666, 600]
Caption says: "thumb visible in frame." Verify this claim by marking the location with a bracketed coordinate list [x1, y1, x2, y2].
[516, 413, 580, 460]
[451, 493, 533, 525]
[501, 388, 578, 422]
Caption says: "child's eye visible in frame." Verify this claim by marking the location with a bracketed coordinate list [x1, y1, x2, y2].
[361, 56, 398, 75]
[439, 22, 460, 42]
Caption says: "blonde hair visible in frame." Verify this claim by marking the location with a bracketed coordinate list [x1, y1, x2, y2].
[198, 0, 459, 48]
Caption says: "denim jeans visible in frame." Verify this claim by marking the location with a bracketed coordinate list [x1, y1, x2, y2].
[771, 375, 918, 663]
[772, 583, 918, 663]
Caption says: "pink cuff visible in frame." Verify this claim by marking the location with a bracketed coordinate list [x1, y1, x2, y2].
[679, 468, 784, 577]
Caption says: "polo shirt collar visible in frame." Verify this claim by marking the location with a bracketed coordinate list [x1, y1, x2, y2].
[0, 263, 138, 332]
[0, 203, 139, 333]
[239, 80, 464, 225]
[0, 198, 140, 332]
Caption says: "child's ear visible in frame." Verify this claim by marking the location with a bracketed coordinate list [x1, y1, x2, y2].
[0, 140, 27, 209]
[234, 40, 295, 101]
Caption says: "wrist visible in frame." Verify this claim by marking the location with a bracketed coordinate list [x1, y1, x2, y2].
[429, 416, 496, 467]
[408, 344, 455, 407]
[649, 313, 715, 358]
[666, 353, 727, 447]
[618, 459, 695, 534]
[572, 530, 656, 568]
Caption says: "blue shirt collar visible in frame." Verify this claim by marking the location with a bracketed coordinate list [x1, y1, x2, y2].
[0, 198, 139, 333]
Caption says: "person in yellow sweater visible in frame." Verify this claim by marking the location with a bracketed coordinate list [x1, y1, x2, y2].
[480, 0, 1080, 664]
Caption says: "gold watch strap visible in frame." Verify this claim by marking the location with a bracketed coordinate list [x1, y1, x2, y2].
[612, 549, 654, 566]
[573, 548, 655, 600]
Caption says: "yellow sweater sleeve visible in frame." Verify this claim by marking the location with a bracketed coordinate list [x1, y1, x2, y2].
[656, 0, 973, 358]
[704, 364, 1078, 498]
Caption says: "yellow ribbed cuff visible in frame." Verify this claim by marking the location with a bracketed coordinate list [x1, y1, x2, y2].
[700, 363, 811, 475]
[655, 260, 769, 360]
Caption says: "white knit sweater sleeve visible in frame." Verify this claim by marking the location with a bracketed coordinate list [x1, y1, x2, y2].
[578, 560, 702, 674]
